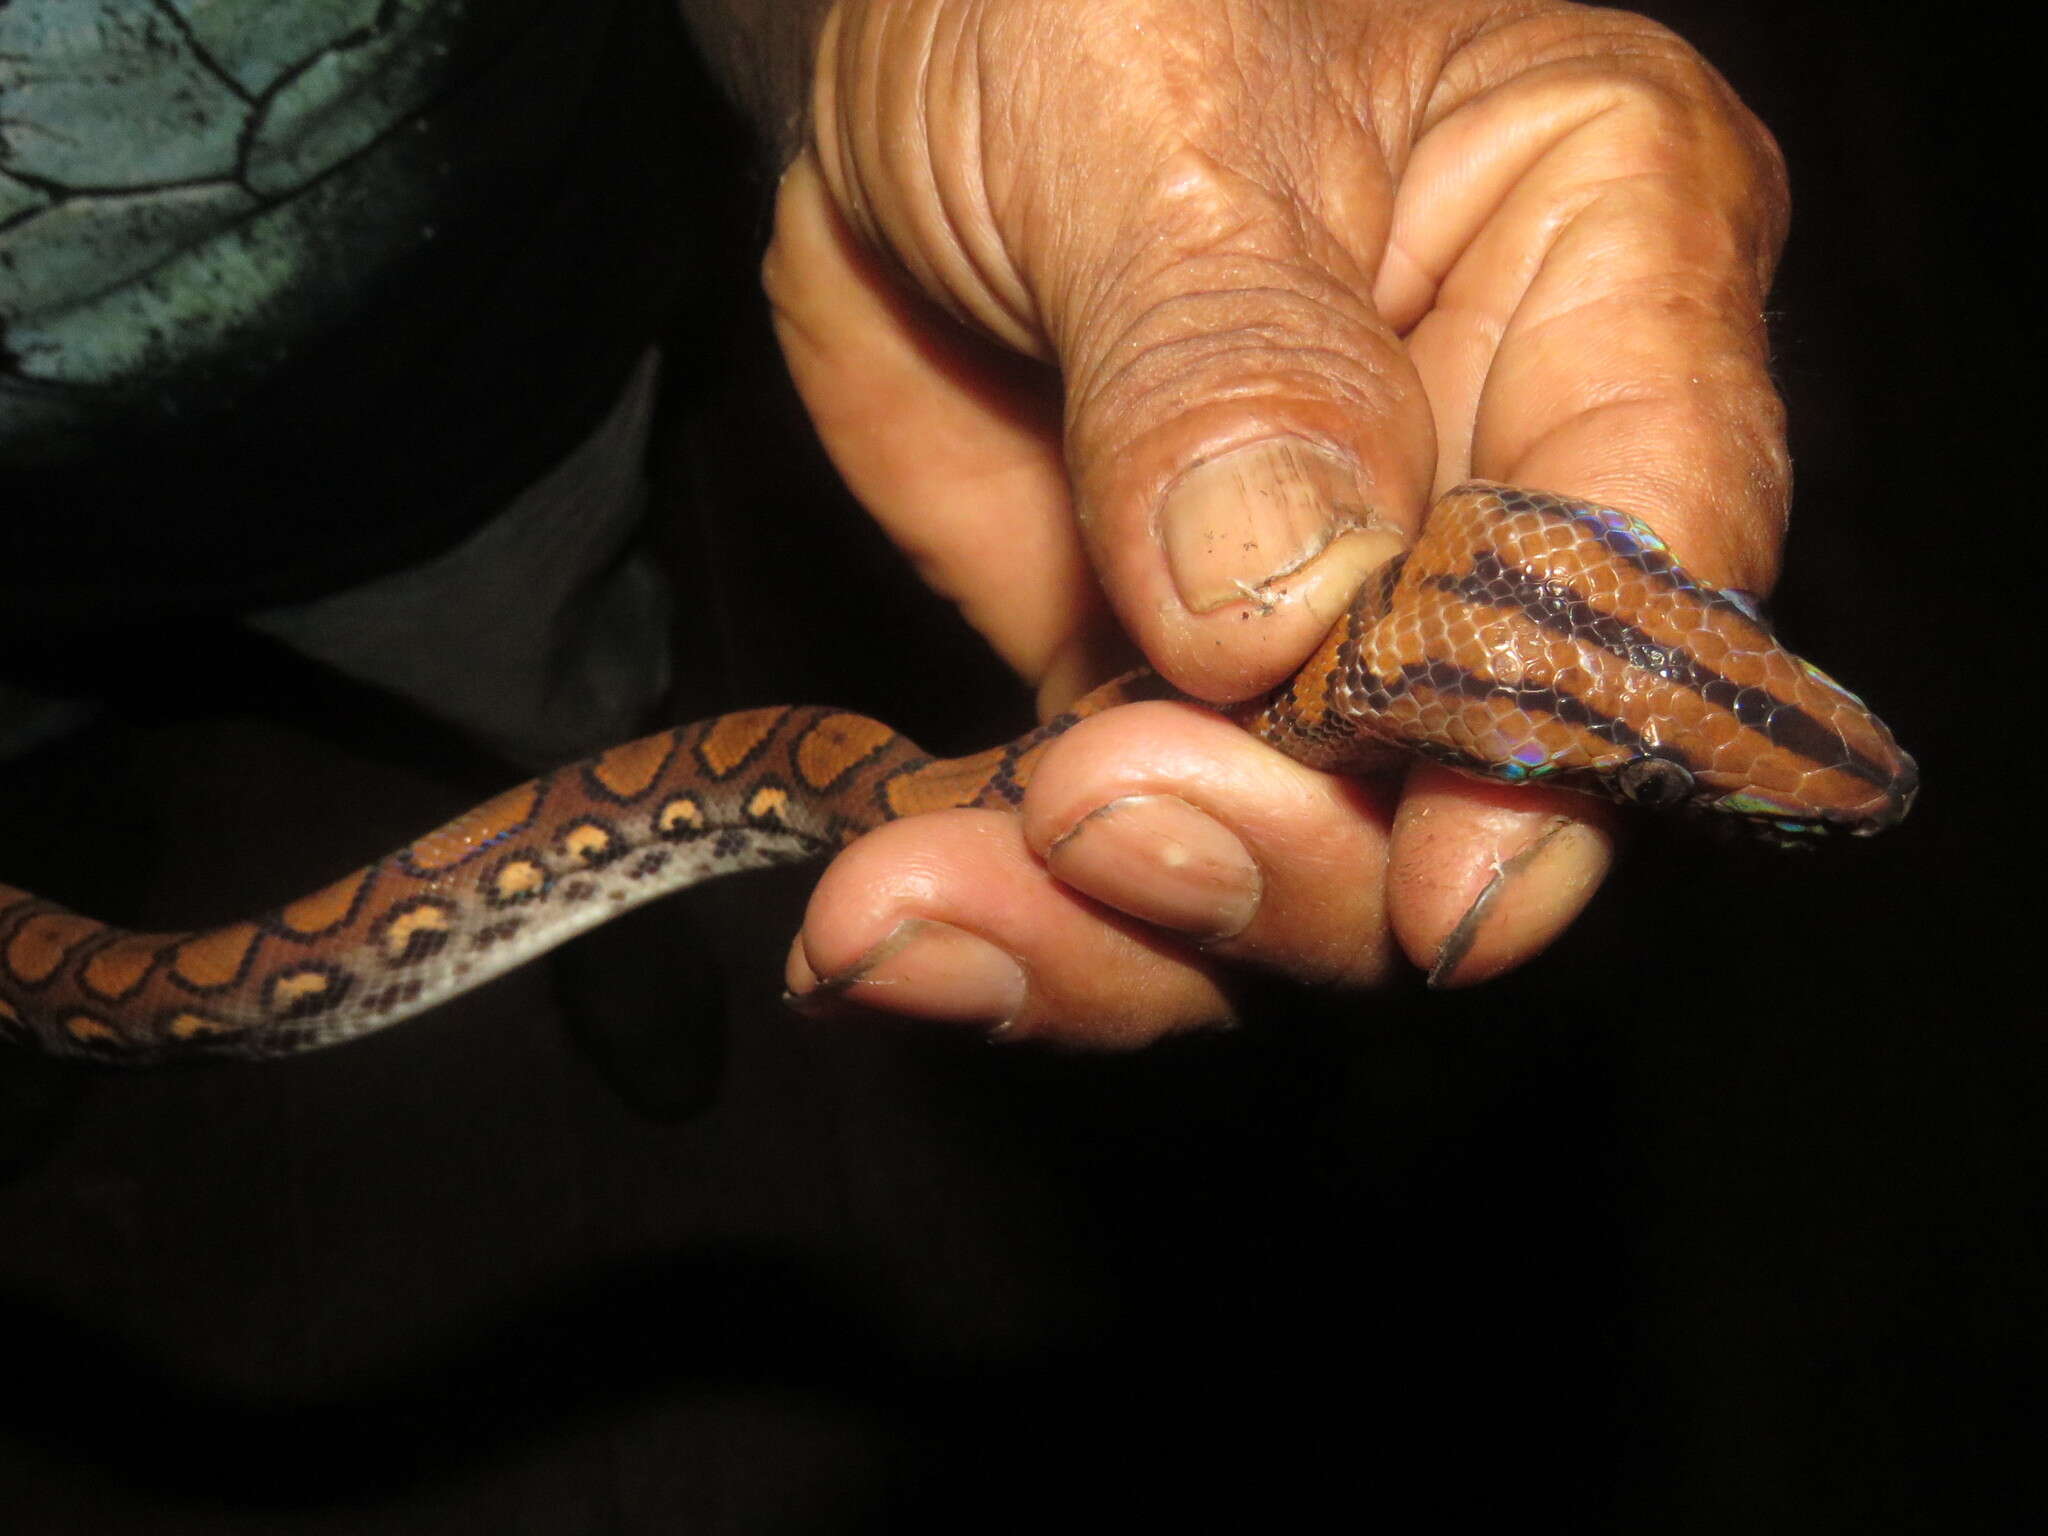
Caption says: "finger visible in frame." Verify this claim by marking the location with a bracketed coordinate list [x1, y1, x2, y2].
[1387, 765, 1618, 989]
[784, 808, 1236, 1048]
[1373, 22, 1790, 979]
[765, 153, 1113, 697]
[1051, 141, 1430, 703]
[1015, 702, 1402, 990]
[811, 4, 1432, 704]
[1382, 26, 1791, 580]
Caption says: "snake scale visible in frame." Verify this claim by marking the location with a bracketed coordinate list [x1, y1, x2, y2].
[0, 485, 1916, 1064]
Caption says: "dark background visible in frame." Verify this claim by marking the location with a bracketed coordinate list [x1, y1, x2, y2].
[0, 4, 2029, 1530]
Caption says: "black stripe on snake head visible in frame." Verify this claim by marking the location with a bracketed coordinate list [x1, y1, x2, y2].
[1427, 552, 1896, 790]
[1503, 486, 1771, 631]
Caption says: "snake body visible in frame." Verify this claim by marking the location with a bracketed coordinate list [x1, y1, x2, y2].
[0, 485, 1916, 1064]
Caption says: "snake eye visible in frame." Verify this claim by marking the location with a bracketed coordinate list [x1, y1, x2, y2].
[1615, 754, 1695, 808]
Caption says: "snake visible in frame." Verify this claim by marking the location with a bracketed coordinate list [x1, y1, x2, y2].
[0, 484, 1917, 1065]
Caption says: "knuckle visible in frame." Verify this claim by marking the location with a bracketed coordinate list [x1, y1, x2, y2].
[1066, 277, 1410, 449]
[1465, 9, 1790, 223]
[1014, 967, 1239, 1049]
[1314, 931, 1403, 991]
[1263, 920, 1401, 991]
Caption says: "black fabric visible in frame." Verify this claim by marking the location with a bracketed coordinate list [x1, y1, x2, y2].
[0, 0, 694, 641]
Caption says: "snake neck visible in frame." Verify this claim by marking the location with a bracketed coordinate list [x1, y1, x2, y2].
[1225, 552, 1411, 775]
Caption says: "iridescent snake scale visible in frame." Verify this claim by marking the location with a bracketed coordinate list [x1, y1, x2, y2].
[0, 484, 1917, 1064]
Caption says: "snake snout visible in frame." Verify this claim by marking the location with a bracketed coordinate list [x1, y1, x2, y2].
[1847, 751, 1920, 837]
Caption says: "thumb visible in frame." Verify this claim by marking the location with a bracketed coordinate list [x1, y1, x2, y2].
[806, 0, 1434, 703]
[1050, 145, 1434, 702]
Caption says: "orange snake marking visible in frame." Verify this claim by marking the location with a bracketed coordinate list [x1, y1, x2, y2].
[586, 733, 677, 801]
[6, 912, 103, 987]
[401, 783, 544, 876]
[693, 709, 785, 780]
[79, 934, 163, 1002]
[168, 1012, 234, 1041]
[169, 922, 264, 992]
[278, 868, 375, 938]
[794, 713, 901, 794]
[0, 485, 1917, 1065]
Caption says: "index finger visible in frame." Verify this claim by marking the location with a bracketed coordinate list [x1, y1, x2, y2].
[1382, 23, 1791, 577]
[1372, 20, 1793, 981]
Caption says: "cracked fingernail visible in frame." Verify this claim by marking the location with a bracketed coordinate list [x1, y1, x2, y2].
[1047, 794, 1261, 939]
[1161, 439, 1392, 614]
[1427, 818, 1607, 989]
[783, 919, 1026, 1028]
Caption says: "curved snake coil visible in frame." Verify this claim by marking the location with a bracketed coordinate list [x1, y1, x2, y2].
[0, 485, 1917, 1064]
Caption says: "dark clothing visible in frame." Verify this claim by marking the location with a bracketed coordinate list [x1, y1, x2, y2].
[0, 0, 689, 634]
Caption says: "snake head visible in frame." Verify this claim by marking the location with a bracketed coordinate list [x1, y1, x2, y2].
[1608, 649, 1918, 839]
[1343, 484, 1918, 838]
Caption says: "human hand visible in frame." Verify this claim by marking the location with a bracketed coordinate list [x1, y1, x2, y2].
[766, 0, 1790, 1043]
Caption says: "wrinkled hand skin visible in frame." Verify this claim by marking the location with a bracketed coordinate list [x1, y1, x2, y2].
[763, 0, 1792, 1044]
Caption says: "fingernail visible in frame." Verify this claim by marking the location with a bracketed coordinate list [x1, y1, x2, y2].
[783, 920, 1026, 1029]
[1161, 439, 1384, 614]
[1427, 818, 1606, 989]
[1046, 794, 1261, 940]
